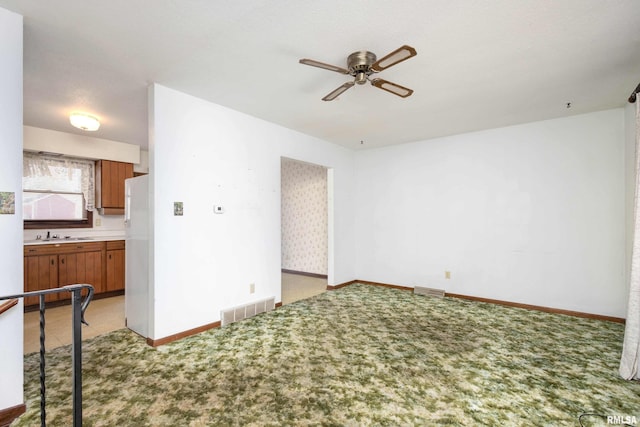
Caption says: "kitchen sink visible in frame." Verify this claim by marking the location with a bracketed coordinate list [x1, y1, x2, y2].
[35, 236, 94, 242]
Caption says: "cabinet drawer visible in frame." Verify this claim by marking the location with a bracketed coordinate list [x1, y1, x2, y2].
[25, 241, 105, 256]
[106, 240, 125, 250]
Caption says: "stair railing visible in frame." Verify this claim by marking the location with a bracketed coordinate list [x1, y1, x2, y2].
[0, 298, 18, 316]
[0, 284, 94, 427]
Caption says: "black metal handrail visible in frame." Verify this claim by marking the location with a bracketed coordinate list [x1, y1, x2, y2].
[0, 284, 94, 427]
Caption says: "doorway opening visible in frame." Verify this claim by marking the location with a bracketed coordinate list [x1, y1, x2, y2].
[280, 157, 331, 304]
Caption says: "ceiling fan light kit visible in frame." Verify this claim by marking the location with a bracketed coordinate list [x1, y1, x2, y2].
[300, 45, 417, 101]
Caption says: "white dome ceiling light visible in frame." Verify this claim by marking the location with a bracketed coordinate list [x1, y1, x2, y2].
[69, 112, 100, 131]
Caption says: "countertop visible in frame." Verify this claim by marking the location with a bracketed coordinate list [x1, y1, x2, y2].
[24, 235, 125, 246]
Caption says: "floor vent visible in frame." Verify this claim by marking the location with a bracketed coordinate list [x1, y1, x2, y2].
[414, 286, 445, 298]
[221, 297, 275, 326]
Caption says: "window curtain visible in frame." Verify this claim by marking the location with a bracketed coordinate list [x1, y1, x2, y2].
[23, 152, 95, 211]
[620, 101, 640, 380]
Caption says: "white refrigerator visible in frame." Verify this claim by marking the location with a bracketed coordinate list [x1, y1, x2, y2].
[124, 175, 149, 337]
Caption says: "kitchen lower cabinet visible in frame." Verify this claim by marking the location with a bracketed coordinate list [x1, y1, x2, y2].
[58, 250, 104, 299]
[23, 240, 121, 308]
[24, 255, 58, 306]
[106, 240, 125, 292]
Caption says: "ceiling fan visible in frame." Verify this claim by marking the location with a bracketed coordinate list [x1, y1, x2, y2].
[299, 45, 417, 101]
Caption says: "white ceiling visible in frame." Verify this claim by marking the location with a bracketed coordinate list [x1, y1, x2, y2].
[1, 0, 639, 150]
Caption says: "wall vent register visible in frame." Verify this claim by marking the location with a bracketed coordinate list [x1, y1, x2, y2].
[414, 286, 445, 298]
[221, 296, 275, 326]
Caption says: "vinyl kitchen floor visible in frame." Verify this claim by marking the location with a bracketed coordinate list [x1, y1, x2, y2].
[24, 295, 125, 355]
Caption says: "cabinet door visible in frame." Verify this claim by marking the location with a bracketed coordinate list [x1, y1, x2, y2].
[24, 256, 40, 306]
[113, 162, 131, 209]
[59, 251, 104, 295]
[57, 253, 77, 301]
[102, 160, 115, 208]
[24, 255, 58, 306]
[99, 160, 134, 210]
[84, 250, 104, 294]
[107, 161, 120, 208]
[106, 249, 125, 292]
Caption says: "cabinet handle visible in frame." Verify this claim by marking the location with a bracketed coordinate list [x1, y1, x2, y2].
[109, 254, 112, 260]
[61, 258, 64, 265]
[51, 259, 54, 266]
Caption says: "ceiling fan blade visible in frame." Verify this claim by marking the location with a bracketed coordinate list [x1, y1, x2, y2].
[322, 81, 355, 101]
[370, 45, 417, 72]
[299, 58, 349, 74]
[371, 78, 414, 98]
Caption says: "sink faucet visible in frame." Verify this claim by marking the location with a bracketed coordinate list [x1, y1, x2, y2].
[46, 231, 50, 239]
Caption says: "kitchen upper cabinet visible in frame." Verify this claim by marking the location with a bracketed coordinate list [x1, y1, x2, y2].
[96, 160, 133, 215]
[106, 240, 125, 292]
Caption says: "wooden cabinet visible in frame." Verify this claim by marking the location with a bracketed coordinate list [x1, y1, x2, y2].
[24, 255, 58, 306]
[106, 240, 125, 292]
[96, 160, 133, 215]
[58, 249, 104, 298]
[24, 240, 122, 308]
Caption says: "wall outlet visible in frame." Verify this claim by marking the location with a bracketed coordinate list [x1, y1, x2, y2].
[249, 283, 255, 294]
[445, 271, 451, 279]
[95, 218, 102, 226]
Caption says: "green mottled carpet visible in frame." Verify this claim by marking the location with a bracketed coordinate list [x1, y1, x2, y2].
[16, 284, 640, 426]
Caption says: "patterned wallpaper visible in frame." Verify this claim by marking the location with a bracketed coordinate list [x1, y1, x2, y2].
[281, 158, 328, 275]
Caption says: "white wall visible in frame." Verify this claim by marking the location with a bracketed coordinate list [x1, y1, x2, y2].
[355, 109, 626, 318]
[24, 125, 140, 164]
[0, 6, 23, 412]
[624, 103, 637, 301]
[136, 149, 149, 174]
[149, 84, 354, 340]
[23, 215, 125, 240]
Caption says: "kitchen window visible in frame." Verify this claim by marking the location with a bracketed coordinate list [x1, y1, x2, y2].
[23, 152, 94, 229]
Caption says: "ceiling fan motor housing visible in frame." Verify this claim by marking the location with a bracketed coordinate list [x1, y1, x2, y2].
[348, 51, 376, 84]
